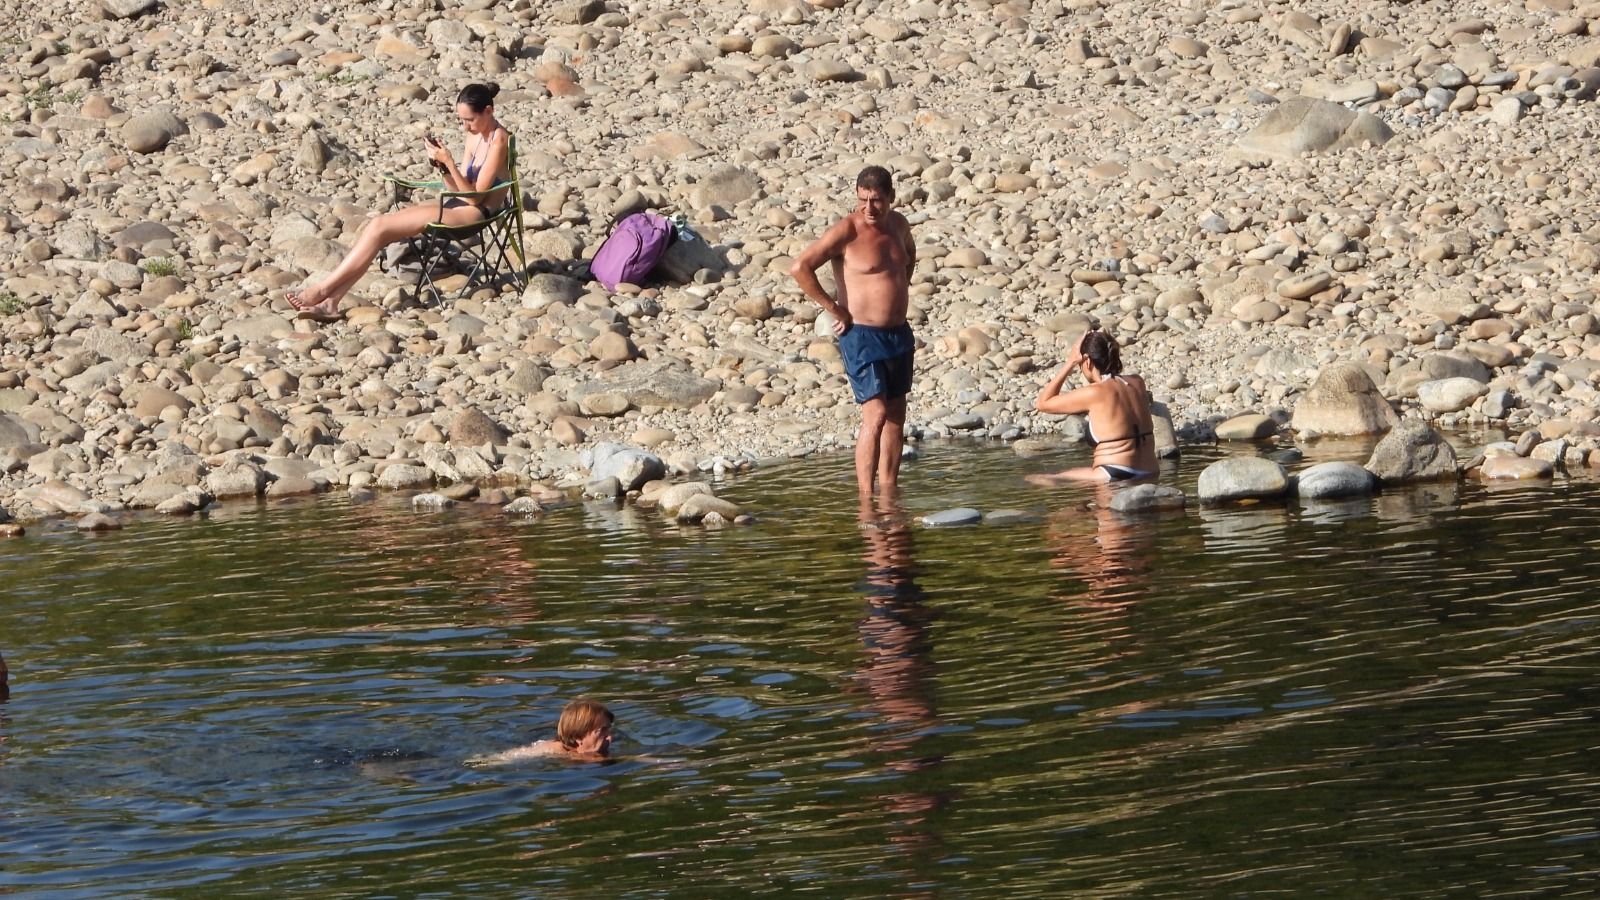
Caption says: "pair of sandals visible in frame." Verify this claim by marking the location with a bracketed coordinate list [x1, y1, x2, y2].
[284, 290, 342, 323]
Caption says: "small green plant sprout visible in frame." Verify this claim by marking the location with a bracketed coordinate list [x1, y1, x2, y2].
[24, 84, 55, 109]
[0, 292, 22, 316]
[141, 257, 179, 277]
[176, 318, 194, 341]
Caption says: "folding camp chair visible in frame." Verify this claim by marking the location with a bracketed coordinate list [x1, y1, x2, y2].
[381, 135, 528, 304]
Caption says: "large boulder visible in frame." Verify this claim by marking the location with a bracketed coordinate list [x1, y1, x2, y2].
[1237, 97, 1394, 159]
[102, 0, 158, 19]
[656, 234, 726, 283]
[0, 413, 38, 449]
[1197, 457, 1289, 504]
[375, 463, 434, 490]
[571, 361, 719, 411]
[1294, 462, 1375, 499]
[588, 443, 665, 491]
[1417, 377, 1487, 413]
[205, 459, 266, 499]
[449, 406, 509, 447]
[1150, 401, 1180, 458]
[1364, 420, 1458, 483]
[1291, 363, 1399, 437]
[691, 166, 763, 210]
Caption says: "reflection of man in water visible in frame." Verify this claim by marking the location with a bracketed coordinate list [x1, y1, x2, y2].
[855, 493, 947, 862]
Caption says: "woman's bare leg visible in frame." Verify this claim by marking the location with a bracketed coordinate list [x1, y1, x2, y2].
[1025, 466, 1111, 487]
[291, 202, 484, 313]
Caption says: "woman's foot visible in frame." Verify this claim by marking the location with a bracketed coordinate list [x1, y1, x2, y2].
[294, 298, 342, 323]
[287, 288, 318, 310]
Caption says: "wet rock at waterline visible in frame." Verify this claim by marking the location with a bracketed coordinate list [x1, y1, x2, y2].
[1365, 422, 1459, 484]
[1197, 458, 1289, 504]
[1476, 456, 1554, 481]
[920, 508, 983, 527]
[1294, 462, 1376, 500]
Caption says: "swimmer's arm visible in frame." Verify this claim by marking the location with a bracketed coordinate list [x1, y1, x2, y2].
[789, 218, 856, 323]
[472, 741, 560, 765]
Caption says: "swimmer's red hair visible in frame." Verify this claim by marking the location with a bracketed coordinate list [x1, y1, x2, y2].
[557, 699, 614, 748]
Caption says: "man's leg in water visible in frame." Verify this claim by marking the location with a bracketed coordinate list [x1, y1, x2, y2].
[878, 395, 907, 492]
[857, 396, 888, 495]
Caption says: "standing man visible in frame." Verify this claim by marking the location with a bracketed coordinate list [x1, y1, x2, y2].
[790, 166, 918, 496]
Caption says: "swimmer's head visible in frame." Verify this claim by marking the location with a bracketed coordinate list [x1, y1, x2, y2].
[1079, 330, 1123, 377]
[557, 699, 615, 756]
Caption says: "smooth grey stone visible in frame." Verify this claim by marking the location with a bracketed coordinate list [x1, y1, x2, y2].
[982, 508, 1038, 525]
[1294, 462, 1375, 499]
[940, 413, 985, 430]
[920, 507, 982, 527]
[1435, 65, 1467, 89]
[1197, 457, 1289, 504]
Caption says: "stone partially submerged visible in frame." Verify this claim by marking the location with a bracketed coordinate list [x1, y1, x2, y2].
[1237, 97, 1394, 159]
[1364, 421, 1458, 484]
[1197, 457, 1289, 504]
[1294, 462, 1376, 499]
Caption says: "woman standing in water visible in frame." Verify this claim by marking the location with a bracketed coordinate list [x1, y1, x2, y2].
[285, 83, 513, 322]
[1030, 330, 1158, 484]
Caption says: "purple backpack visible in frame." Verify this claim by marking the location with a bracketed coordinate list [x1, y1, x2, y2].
[591, 212, 675, 291]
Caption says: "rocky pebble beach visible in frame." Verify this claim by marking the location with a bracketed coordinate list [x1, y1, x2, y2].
[4, 0, 1600, 530]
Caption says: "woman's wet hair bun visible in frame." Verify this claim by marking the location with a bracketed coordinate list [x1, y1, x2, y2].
[485, 82, 501, 99]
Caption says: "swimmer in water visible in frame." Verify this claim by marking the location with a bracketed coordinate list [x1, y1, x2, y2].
[477, 698, 615, 764]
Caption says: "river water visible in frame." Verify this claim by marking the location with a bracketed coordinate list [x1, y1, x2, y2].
[3, 440, 1599, 896]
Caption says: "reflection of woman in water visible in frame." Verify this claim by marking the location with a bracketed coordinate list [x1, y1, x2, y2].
[854, 494, 948, 868]
[1030, 330, 1158, 484]
[1046, 484, 1155, 612]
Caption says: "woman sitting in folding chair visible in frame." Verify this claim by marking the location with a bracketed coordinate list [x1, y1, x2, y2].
[287, 82, 512, 322]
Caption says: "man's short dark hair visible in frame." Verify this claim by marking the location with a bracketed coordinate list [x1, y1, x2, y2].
[855, 165, 894, 198]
